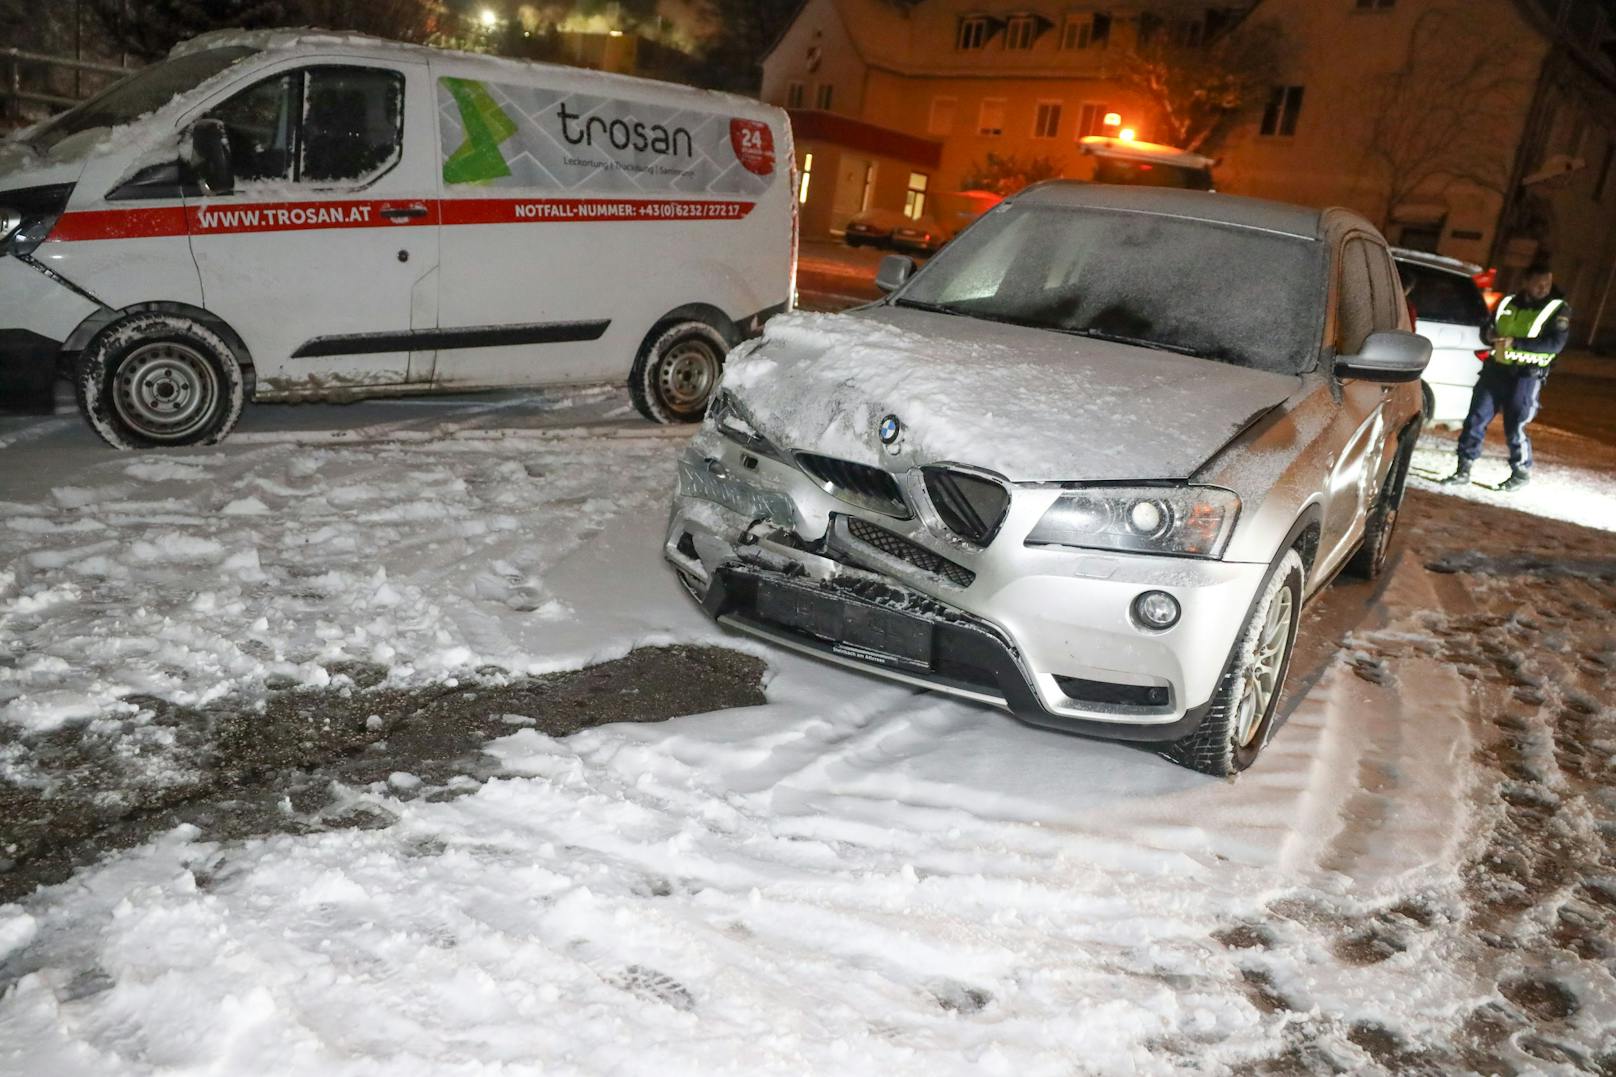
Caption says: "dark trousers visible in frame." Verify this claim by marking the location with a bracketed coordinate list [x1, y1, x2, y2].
[1457, 363, 1544, 471]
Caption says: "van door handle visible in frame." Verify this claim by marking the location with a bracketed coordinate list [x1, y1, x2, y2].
[381, 204, 429, 221]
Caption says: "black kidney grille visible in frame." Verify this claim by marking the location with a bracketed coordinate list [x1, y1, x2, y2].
[846, 516, 976, 588]
[796, 452, 908, 517]
[923, 468, 1011, 546]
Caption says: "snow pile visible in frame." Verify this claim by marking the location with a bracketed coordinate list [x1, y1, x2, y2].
[724, 308, 1299, 483]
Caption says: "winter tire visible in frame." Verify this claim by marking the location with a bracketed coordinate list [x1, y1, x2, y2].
[76, 313, 245, 450]
[1419, 380, 1435, 424]
[629, 320, 729, 424]
[1346, 427, 1417, 581]
[1161, 549, 1304, 778]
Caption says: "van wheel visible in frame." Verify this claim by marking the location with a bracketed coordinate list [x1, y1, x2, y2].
[630, 320, 729, 424]
[76, 313, 245, 450]
[1160, 550, 1304, 778]
[1420, 381, 1434, 423]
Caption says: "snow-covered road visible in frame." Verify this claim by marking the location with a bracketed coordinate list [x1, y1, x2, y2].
[2, 389, 1614, 1074]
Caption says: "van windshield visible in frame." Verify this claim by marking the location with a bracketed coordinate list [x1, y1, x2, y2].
[26, 47, 258, 153]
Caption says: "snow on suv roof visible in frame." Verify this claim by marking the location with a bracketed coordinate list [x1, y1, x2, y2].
[1390, 247, 1484, 277]
[1012, 183, 1327, 240]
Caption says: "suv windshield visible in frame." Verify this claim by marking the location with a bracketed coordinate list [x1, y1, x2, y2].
[26, 47, 258, 153]
[895, 203, 1326, 374]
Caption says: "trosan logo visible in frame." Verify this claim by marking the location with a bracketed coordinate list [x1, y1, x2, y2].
[195, 203, 375, 232]
[556, 103, 695, 158]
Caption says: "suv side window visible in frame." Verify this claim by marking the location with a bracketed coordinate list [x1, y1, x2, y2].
[1336, 239, 1376, 355]
[204, 65, 404, 189]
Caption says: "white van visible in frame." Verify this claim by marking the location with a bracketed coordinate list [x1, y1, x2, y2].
[0, 30, 796, 448]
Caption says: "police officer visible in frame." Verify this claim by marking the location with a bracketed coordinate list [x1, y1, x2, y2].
[1442, 264, 1570, 491]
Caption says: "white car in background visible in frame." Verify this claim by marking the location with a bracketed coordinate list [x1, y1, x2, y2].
[1392, 249, 1492, 425]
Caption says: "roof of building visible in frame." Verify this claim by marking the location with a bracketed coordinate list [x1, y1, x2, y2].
[1013, 183, 1328, 239]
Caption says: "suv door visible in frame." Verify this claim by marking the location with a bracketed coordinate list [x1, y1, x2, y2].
[1319, 236, 1395, 570]
[185, 60, 440, 395]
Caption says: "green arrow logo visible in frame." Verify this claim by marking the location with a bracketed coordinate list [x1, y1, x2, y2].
[442, 78, 518, 185]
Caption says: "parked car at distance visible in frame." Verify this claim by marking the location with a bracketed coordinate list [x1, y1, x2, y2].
[1077, 135, 1216, 191]
[666, 185, 1428, 777]
[842, 208, 908, 248]
[1392, 248, 1492, 424]
[0, 29, 794, 445]
[890, 214, 951, 256]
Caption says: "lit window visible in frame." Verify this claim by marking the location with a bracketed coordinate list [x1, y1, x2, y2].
[905, 172, 929, 219]
[798, 152, 813, 204]
[1260, 85, 1305, 137]
[1033, 101, 1062, 139]
[929, 96, 957, 135]
[978, 98, 1006, 136]
[957, 15, 991, 50]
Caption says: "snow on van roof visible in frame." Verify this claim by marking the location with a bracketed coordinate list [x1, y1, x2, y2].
[172, 29, 778, 114]
[1077, 135, 1215, 170]
[1013, 182, 1328, 240]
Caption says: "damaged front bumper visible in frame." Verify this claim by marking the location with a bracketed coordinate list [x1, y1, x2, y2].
[664, 432, 1271, 744]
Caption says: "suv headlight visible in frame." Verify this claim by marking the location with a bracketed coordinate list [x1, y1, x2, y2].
[1026, 486, 1240, 559]
[708, 390, 785, 463]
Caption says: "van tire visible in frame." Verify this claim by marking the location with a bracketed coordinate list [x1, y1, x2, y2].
[76, 313, 246, 450]
[1160, 550, 1304, 778]
[630, 320, 729, 424]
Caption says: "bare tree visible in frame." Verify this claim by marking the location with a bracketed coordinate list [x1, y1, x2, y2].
[959, 153, 1063, 197]
[1361, 6, 1532, 232]
[1118, 16, 1285, 152]
[294, 0, 437, 43]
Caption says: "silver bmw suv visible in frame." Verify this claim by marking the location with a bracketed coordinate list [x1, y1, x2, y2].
[664, 185, 1429, 776]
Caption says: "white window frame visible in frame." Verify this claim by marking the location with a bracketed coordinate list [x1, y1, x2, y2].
[905, 172, 929, 219]
[1004, 14, 1038, 50]
[1076, 101, 1110, 138]
[957, 15, 991, 50]
[1033, 99, 1062, 139]
[978, 97, 1007, 137]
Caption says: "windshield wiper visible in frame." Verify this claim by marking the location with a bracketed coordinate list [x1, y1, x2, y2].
[1066, 327, 1209, 358]
[893, 298, 965, 316]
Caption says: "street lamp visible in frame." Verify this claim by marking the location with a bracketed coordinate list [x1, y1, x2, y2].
[480, 8, 498, 28]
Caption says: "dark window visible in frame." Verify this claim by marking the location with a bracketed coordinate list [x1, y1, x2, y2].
[206, 65, 403, 187]
[1077, 102, 1112, 137]
[1033, 101, 1062, 138]
[301, 67, 404, 185]
[207, 72, 296, 182]
[785, 81, 805, 108]
[1260, 85, 1305, 137]
[815, 83, 833, 110]
[1337, 239, 1377, 354]
[1005, 14, 1038, 49]
[1396, 261, 1490, 326]
[957, 15, 992, 50]
[1355, 0, 1396, 8]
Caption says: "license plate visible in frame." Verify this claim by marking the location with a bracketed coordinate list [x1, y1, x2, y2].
[757, 580, 933, 671]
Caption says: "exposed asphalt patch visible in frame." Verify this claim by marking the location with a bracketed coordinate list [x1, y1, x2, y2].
[0, 645, 767, 905]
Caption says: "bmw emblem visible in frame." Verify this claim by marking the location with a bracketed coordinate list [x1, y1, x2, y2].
[878, 414, 902, 446]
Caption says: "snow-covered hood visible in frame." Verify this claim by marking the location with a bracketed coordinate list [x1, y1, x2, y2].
[723, 307, 1302, 484]
[0, 137, 91, 191]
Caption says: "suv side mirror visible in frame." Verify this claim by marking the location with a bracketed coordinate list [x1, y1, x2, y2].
[875, 254, 916, 294]
[1334, 330, 1431, 383]
[189, 119, 234, 196]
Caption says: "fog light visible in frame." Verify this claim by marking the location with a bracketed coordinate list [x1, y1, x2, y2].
[1132, 590, 1180, 630]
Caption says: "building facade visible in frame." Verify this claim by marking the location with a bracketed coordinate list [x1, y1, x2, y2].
[762, 0, 1616, 345]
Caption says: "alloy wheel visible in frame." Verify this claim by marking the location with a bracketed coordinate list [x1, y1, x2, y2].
[1234, 585, 1294, 748]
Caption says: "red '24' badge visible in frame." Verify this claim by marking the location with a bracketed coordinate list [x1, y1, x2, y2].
[730, 119, 775, 177]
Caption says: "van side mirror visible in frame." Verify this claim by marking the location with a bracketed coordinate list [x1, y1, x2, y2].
[1334, 330, 1431, 383]
[189, 119, 234, 196]
[875, 254, 916, 294]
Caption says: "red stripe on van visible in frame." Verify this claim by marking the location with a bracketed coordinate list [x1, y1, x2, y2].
[46, 196, 750, 243]
[440, 197, 756, 225]
[48, 207, 190, 242]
